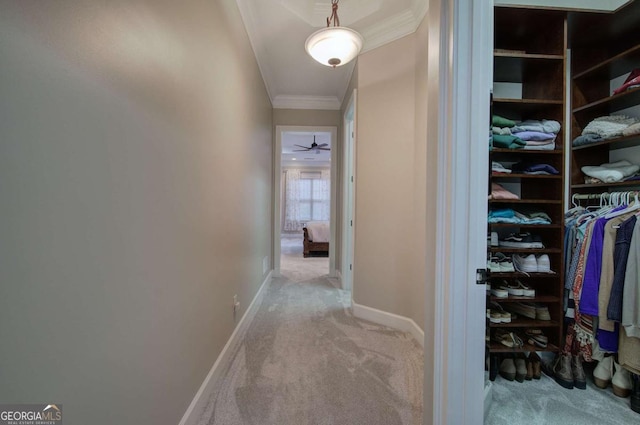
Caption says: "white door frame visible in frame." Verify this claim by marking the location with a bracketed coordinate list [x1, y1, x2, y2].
[428, 0, 492, 424]
[341, 90, 357, 292]
[274, 125, 338, 278]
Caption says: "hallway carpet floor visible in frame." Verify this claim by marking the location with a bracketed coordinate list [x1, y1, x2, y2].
[198, 236, 423, 425]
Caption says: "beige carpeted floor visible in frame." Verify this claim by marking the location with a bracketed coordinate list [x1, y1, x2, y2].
[198, 235, 424, 425]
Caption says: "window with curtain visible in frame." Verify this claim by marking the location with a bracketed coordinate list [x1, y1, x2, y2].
[284, 169, 330, 231]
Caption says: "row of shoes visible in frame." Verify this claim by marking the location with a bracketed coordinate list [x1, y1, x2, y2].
[489, 232, 545, 249]
[490, 278, 536, 298]
[503, 302, 551, 321]
[491, 328, 549, 349]
[497, 352, 542, 382]
[487, 253, 553, 274]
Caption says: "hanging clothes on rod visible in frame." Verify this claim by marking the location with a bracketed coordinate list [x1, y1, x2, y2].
[564, 191, 640, 374]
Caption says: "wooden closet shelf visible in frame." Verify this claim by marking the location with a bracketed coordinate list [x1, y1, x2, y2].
[491, 148, 563, 155]
[492, 173, 562, 180]
[489, 341, 559, 353]
[489, 224, 561, 229]
[488, 319, 559, 328]
[488, 247, 562, 254]
[494, 51, 564, 60]
[573, 43, 640, 80]
[572, 86, 640, 115]
[489, 199, 562, 204]
[572, 134, 640, 151]
[494, 98, 563, 105]
[571, 181, 640, 189]
[489, 295, 561, 303]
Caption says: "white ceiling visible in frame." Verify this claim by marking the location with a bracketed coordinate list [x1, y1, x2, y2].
[282, 131, 332, 167]
[235, 1, 632, 111]
[235, 0, 429, 110]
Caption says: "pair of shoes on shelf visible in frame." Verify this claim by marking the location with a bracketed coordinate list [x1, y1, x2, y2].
[503, 302, 550, 321]
[487, 308, 511, 323]
[513, 254, 553, 273]
[506, 279, 535, 297]
[488, 252, 515, 273]
[493, 329, 524, 348]
[525, 329, 548, 348]
[550, 353, 586, 390]
[499, 232, 544, 249]
[594, 355, 633, 397]
[499, 353, 528, 383]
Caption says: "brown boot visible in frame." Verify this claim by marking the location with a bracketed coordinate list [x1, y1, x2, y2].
[553, 353, 574, 389]
[572, 354, 586, 390]
[529, 352, 541, 380]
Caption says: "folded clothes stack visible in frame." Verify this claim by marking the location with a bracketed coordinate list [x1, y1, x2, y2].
[491, 116, 561, 150]
[489, 183, 519, 200]
[572, 114, 640, 147]
[581, 160, 640, 183]
[488, 208, 552, 224]
[511, 161, 560, 175]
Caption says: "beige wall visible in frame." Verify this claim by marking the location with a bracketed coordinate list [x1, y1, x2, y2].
[0, 1, 272, 425]
[353, 30, 429, 330]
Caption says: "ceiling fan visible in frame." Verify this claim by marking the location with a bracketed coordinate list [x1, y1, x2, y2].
[293, 136, 330, 154]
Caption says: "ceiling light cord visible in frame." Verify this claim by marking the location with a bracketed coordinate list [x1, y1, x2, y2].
[327, 0, 340, 27]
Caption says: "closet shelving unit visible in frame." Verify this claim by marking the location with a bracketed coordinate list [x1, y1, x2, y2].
[571, 40, 640, 195]
[487, 7, 567, 355]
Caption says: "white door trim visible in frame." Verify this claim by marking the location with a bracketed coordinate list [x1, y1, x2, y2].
[341, 89, 357, 291]
[274, 125, 338, 278]
[428, 0, 492, 424]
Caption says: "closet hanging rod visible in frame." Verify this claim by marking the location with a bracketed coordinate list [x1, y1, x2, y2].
[572, 190, 640, 200]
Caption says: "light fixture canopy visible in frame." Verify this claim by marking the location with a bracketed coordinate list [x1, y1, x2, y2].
[305, 0, 363, 68]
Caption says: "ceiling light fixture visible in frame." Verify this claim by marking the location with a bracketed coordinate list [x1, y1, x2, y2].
[305, 0, 363, 68]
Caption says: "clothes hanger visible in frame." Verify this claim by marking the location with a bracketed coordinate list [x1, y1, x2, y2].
[605, 191, 640, 218]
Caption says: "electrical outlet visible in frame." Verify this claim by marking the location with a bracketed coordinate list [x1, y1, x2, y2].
[233, 294, 240, 313]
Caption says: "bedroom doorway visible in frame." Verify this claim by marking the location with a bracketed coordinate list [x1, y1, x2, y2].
[274, 126, 337, 281]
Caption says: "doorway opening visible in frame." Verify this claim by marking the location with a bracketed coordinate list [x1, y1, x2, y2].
[274, 126, 338, 282]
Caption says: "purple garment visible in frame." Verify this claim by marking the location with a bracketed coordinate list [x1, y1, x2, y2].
[579, 206, 627, 315]
[512, 131, 556, 141]
[597, 324, 619, 352]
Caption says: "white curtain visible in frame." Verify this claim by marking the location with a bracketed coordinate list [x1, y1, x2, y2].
[284, 169, 302, 231]
[318, 169, 331, 220]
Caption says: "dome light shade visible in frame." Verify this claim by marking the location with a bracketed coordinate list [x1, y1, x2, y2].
[305, 26, 363, 68]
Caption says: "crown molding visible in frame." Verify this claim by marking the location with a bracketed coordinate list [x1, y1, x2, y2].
[360, 9, 417, 53]
[273, 95, 342, 110]
[235, 0, 276, 104]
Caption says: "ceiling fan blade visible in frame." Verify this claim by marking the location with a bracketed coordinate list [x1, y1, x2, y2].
[294, 144, 311, 149]
[316, 143, 328, 148]
[293, 149, 309, 152]
[318, 147, 331, 151]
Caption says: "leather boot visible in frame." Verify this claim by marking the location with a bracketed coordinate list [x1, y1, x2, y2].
[553, 353, 574, 389]
[572, 354, 586, 390]
[529, 352, 541, 380]
[593, 355, 613, 389]
[499, 357, 516, 381]
[525, 357, 533, 381]
[612, 361, 632, 398]
[631, 374, 640, 413]
[514, 354, 527, 383]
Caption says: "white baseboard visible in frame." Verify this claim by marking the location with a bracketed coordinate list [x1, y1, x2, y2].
[178, 270, 273, 425]
[351, 301, 425, 348]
